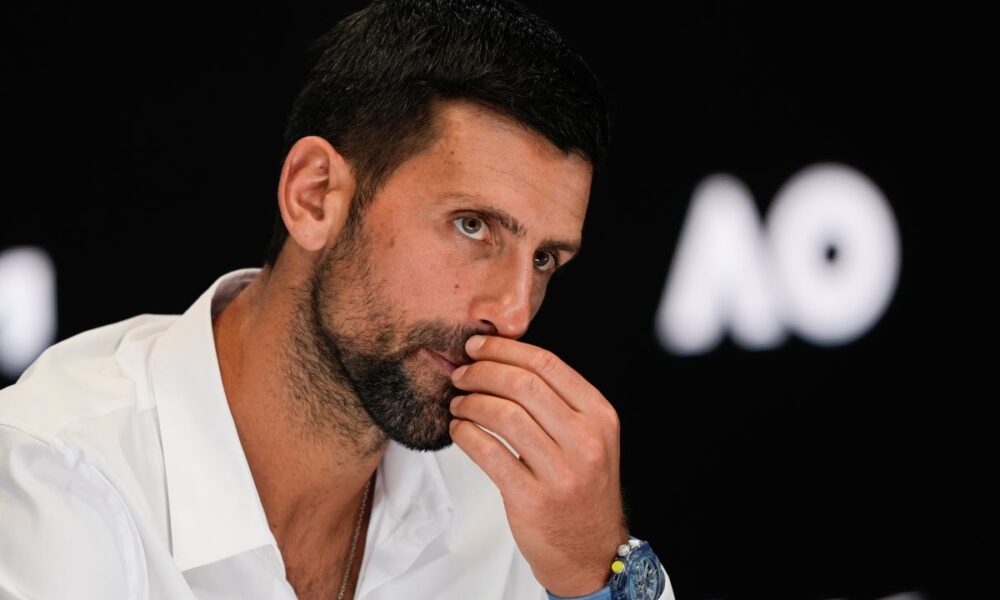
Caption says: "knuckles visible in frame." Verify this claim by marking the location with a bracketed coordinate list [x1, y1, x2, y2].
[551, 468, 584, 501]
[514, 371, 541, 397]
[498, 402, 526, 433]
[531, 349, 561, 377]
[577, 435, 606, 469]
[603, 404, 621, 436]
[482, 435, 516, 466]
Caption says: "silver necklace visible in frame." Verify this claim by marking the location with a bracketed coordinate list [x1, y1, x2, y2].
[336, 475, 372, 600]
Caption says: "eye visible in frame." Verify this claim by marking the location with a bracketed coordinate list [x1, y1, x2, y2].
[534, 251, 560, 273]
[453, 216, 488, 241]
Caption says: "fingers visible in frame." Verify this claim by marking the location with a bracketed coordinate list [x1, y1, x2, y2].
[450, 392, 566, 482]
[463, 335, 597, 413]
[449, 416, 535, 494]
[451, 359, 580, 446]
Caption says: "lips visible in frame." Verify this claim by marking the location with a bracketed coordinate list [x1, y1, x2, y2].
[426, 348, 470, 373]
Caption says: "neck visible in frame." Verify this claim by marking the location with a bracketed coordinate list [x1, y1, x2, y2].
[211, 262, 387, 561]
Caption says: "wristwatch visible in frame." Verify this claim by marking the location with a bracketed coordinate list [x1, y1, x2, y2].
[607, 536, 666, 600]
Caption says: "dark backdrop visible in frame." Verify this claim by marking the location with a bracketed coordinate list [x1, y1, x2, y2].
[2, 2, 992, 599]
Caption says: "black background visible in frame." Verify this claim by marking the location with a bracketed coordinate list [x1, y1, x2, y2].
[2, 2, 993, 598]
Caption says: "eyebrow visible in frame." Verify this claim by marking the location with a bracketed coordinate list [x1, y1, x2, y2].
[441, 193, 583, 260]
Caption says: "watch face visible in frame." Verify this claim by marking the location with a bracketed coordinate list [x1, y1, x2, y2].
[627, 555, 662, 600]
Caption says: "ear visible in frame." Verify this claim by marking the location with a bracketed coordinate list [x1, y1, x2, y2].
[277, 136, 356, 254]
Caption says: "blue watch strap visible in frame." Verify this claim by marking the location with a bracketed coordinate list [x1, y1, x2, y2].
[546, 584, 612, 600]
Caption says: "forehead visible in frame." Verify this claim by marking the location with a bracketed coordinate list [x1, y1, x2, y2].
[379, 99, 592, 231]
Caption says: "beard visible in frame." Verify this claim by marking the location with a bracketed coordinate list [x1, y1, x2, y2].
[286, 209, 480, 455]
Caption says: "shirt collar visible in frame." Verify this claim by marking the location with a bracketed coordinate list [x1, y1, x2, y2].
[150, 267, 454, 574]
[150, 267, 273, 572]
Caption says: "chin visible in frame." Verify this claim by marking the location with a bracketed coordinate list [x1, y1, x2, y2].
[389, 431, 455, 453]
[361, 359, 461, 453]
[379, 401, 456, 453]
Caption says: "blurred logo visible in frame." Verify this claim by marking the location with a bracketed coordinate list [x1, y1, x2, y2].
[656, 163, 900, 355]
[0, 247, 56, 380]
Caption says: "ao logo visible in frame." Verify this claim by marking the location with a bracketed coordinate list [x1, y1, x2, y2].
[655, 163, 900, 355]
[0, 247, 56, 380]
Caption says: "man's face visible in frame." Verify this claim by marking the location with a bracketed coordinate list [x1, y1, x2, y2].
[301, 100, 592, 452]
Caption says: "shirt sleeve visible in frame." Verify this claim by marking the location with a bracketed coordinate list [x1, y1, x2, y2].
[0, 425, 142, 600]
[546, 585, 612, 599]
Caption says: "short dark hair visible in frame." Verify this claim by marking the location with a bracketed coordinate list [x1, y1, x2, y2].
[262, 0, 611, 269]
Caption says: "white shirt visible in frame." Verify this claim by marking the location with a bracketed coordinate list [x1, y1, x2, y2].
[0, 268, 673, 600]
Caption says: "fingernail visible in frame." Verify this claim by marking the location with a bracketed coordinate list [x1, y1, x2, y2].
[450, 395, 463, 411]
[466, 335, 486, 352]
[452, 365, 468, 379]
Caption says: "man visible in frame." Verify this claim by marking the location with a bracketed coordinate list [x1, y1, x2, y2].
[0, 1, 673, 598]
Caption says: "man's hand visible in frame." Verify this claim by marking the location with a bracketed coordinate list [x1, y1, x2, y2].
[448, 334, 629, 597]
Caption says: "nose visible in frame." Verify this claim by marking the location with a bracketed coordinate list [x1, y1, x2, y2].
[470, 254, 538, 339]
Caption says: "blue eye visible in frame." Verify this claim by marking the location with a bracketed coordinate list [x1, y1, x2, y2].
[453, 216, 488, 240]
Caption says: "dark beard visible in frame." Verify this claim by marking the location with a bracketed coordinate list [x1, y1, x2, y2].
[286, 216, 479, 454]
[317, 313, 469, 453]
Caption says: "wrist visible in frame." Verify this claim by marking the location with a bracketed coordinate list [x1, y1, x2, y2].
[545, 533, 665, 600]
[545, 528, 626, 597]
[544, 568, 612, 598]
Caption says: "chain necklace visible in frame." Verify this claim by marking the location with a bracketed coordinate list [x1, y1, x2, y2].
[336, 475, 373, 600]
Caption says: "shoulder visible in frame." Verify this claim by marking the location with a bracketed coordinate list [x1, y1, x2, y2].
[0, 313, 178, 570]
[0, 425, 146, 598]
[0, 313, 176, 439]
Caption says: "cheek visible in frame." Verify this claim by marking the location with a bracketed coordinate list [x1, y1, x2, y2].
[529, 283, 547, 320]
[371, 230, 467, 306]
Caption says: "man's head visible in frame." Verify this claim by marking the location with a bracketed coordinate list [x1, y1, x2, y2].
[267, 0, 610, 454]
[263, 0, 610, 267]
